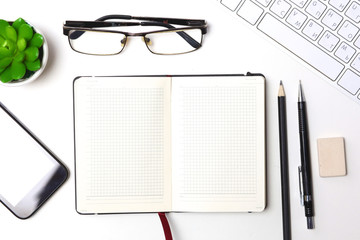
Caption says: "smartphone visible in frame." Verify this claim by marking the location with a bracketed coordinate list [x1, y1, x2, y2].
[0, 101, 68, 219]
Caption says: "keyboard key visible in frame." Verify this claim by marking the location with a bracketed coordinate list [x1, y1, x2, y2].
[258, 14, 344, 80]
[319, 31, 340, 51]
[322, 9, 343, 30]
[338, 70, 360, 94]
[303, 20, 323, 40]
[287, 9, 307, 29]
[270, 0, 291, 18]
[329, 0, 350, 11]
[351, 54, 360, 73]
[306, 0, 327, 19]
[290, 0, 308, 8]
[345, 2, 360, 23]
[335, 42, 356, 63]
[221, 0, 242, 11]
[237, 0, 264, 24]
[338, 20, 359, 41]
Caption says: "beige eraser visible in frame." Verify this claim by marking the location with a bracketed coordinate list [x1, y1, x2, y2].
[317, 137, 347, 177]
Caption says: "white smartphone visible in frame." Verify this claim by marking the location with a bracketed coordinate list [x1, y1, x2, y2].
[0, 102, 68, 219]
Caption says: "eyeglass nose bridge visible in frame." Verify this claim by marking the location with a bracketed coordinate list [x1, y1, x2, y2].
[122, 35, 154, 52]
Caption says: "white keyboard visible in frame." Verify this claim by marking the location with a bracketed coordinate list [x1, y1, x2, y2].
[216, 0, 360, 104]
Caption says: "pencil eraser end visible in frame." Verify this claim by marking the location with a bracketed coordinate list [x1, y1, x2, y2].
[317, 137, 346, 177]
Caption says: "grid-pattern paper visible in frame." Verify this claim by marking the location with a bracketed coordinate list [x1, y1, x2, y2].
[85, 87, 165, 199]
[180, 86, 258, 195]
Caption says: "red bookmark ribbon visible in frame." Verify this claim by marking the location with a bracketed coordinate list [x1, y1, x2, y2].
[158, 212, 173, 240]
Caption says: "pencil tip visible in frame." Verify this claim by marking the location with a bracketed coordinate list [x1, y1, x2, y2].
[278, 81, 285, 97]
[298, 80, 305, 101]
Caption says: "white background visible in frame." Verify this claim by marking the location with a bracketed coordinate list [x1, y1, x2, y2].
[0, 0, 360, 239]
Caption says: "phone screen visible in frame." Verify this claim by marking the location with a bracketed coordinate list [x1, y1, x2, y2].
[0, 102, 68, 219]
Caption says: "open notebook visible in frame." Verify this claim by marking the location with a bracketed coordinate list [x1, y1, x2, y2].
[73, 74, 266, 214]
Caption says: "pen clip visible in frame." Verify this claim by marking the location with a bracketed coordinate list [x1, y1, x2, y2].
[298, 166, 304, 206]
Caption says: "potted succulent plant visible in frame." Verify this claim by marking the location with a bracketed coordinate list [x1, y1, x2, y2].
[0, 17, 48, 85]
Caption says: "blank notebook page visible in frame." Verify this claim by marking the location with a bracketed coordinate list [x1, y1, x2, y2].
[74, 77, 172, 213]
[171, 76, 265, 212]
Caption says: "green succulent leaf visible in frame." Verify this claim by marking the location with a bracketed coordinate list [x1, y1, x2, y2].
[5, 26, 17, 42]
[0, 47, 11, 58]
[10, 62, 26, 80]
[0, 20, 10, 38]
[12, 18, 26, 31]
[0, 35, 5, 46]
[25, 59, 41, 71]
[5, 39, 17, 55]
[14, 52, 25, 62]
[0, 67, 13, 83]
[25, 46, 39, 62]
[0, 57, 12, 69]
[29, 33, 43, 48]
[17, 38, 27, 52]
[18, 24, 33, 41]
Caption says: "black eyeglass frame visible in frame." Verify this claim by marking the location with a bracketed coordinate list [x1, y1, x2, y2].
[63, 14, 208, 55]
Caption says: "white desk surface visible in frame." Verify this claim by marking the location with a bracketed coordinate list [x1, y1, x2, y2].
[1, 0, 360, 239]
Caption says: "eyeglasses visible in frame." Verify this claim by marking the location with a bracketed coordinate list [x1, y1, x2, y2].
[63, 14, 207, 55]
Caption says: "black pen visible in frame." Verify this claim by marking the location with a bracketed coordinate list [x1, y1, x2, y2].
[297, 81, 314, 229]
[278, 81, 291, 240]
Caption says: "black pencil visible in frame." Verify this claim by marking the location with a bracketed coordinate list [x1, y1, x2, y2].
[278, 81, 291, 240]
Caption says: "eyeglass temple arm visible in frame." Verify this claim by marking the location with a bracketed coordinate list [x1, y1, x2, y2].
[96, 14, 206, 28]
[65, 21, 139, 39]
[64, 15, 123, 39]
[66, 15, 205, 49]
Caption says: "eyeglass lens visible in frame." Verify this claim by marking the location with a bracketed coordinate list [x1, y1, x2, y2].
[144, 29, 203, 55]
[69, 30, 127, 55]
